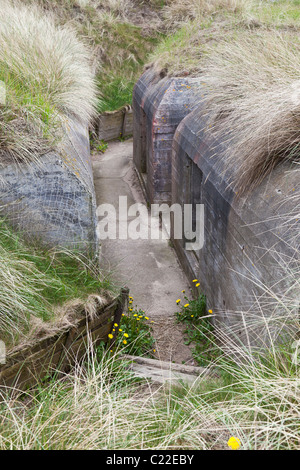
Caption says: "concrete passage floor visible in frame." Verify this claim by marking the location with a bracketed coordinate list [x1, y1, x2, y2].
[92, 139, 194, 364]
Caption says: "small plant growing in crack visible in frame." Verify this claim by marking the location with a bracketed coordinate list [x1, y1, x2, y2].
[104, 297, 156, 358]
[175, 281, 219, 366]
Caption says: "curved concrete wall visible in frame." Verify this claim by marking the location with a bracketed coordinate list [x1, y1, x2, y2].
[133, 68, 201, 204]
[133, 66, 299, 347]
[0, 118, 98, 256]
[173, 107, 299, 346]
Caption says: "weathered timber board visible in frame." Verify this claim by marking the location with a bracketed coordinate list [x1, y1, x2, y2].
[0, 288, 129, 390]
[121, 355, 217, 386]
[98, 108, 133, 141]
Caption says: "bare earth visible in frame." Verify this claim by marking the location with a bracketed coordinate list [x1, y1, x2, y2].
[92, 139, 195, 364]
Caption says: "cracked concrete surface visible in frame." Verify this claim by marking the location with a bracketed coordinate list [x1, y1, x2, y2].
[92, 139, 195, 364]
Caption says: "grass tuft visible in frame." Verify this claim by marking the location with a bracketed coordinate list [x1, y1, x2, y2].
[0, 330, 299, 449]
[201, 31, 300, 193]
[0, 219, 111, 346]
[0, 0, 97, 164]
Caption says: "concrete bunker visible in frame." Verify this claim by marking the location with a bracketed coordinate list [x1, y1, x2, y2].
[133, 67, 299, 348]
[0, 118, 98, 256]
[173, 106, 299, 345]
[133, 68, 201, 205]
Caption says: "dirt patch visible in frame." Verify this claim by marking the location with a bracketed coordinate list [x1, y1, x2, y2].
[152, 317, 195, 365]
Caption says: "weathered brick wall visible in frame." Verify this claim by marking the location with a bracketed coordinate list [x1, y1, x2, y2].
[0, 118, 98, 256]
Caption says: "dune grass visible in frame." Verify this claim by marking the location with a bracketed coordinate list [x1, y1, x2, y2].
[0, 0, 97, 165]
[0, 321, 299, 450]
[200, 31, 300, 193]
[149, 0, 300, 192]
[22, 0, 165, 113]
[0, 219, 111, 346]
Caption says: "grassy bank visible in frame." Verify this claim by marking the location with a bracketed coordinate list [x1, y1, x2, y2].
[0, 331, 299, 450]
[22, 0, 165, 113]
[0, 219, 111, 346]
[0, 0, 97, 164]
[149, 0, 300, 192]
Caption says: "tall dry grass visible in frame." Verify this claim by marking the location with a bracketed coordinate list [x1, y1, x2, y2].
[0, 217, 113, 346]
[0, 326, 299, 450]
[0, 0, 97, 164]
[200, 31, 300, 193]
[149, 1, 300, 191]
[163, 0, 246, 30]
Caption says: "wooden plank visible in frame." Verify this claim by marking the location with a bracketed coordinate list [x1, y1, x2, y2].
[121, 355, 215, 377]
[0, 333, 68, 387]
[64, 323, 113, 366]
[127, 364, 202, 385]
[2, 322, 114, 389]
[98, 109, 123, 141]
[98, 108, 133, 141]
[122, 109, 133, 137]
[0, 289, 129, 391]
[121, 355, 217, 386]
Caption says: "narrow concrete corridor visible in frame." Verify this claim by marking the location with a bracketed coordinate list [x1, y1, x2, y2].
[92, 139, 194, 364]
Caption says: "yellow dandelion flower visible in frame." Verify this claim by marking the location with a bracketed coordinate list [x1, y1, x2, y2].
[134, 314, 138, 317]
[108, 334, 113, 339]
[176, 299, 181, 304]
[129, 301, 133, 304]
[191, 315, 194, 318]
[195, 283, 200, 287]
[114, 323, 118, 327]
[184, 303, 189, 308]
[145, 317, 149, 320]
[124, 333, 129, 338]
[153, 349, 156, 353]
[119, 328, 123, 332]
[192, 279, 198, 282]
[112, 329, 115, 332]
[122, 313, 125, 316]
[129, 308, 133, 311]
[123, 340, 127, 345]
[227, 437, 241, 450]
[208, 309, 213, 314]
[181, 290, 185, 293]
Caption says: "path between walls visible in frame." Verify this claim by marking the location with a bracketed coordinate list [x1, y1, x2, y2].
[92, 139, 195, 364]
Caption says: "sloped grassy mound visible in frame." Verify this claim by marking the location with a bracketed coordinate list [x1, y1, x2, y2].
[149, 0, 300, 192]
[0, 219, 110, 346]
[0, 0, 97, 164]
[22, 0, 165, 113]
